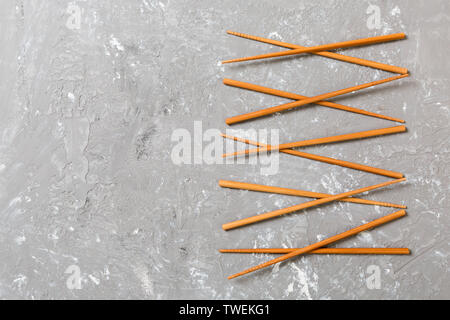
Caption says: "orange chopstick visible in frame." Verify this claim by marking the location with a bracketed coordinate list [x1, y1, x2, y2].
[222, 178, 405, 230]
[223, 125, 406, 158]
[221, 133, 403, 179]
[223, 78, 404, 123]
[226, 74, 408, 125]
[220, 248, 410, 255]
[228, 210, 407, 279]
[226, 30, 408, 74]
[219, 180, 406, 209]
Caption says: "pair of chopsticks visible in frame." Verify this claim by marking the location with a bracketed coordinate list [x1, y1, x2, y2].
[223, 31, 408, 125]
[223, 32, 404, 63]
[222, 178, 406, 231]
[219, 180, 406, 209]
[224, 78, 405, 123]
[226, 210, 407, 279]
[223, 31, 408, 74]
[223, 125, 406, 158]
[225, 74, 408, 125]
[221, 132, 404, 178]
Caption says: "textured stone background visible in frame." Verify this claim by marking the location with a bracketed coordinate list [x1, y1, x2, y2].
[0, 0, 449, 299]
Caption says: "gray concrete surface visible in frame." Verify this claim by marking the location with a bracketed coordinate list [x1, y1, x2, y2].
[0, 0, 449, 299]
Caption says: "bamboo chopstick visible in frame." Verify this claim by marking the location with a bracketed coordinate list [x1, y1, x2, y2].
[223, 78, 405, 123]
[223, 125, 406, 158]
[226, 31, 408, 74]
[219, 180, 406, 209]
[220, 248, 410, 255]
[228, 210, 406, 279]
[226, 74, 408, 125]
[223, 33, 406, 64]
[222, 178, 405, 231]
[221, 134, 404, 179]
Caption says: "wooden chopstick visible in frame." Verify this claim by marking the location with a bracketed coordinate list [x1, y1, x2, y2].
[226, 74, 408, 125]
[223, 33, 406, 64]
[222, 178, 405, 231]
[219, 180, 406, 209]
[221, 133, 403, 179]
[220, 248, 410, 255]
[226, 31, 408, 74]
[228, 210, 406, 279]
[223, 78, 405, 123]
[223, 125, 406, 158]
[221, 134, 404, 179]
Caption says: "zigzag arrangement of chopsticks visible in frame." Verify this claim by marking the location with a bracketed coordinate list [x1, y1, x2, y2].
[219, 30, 410, 280]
